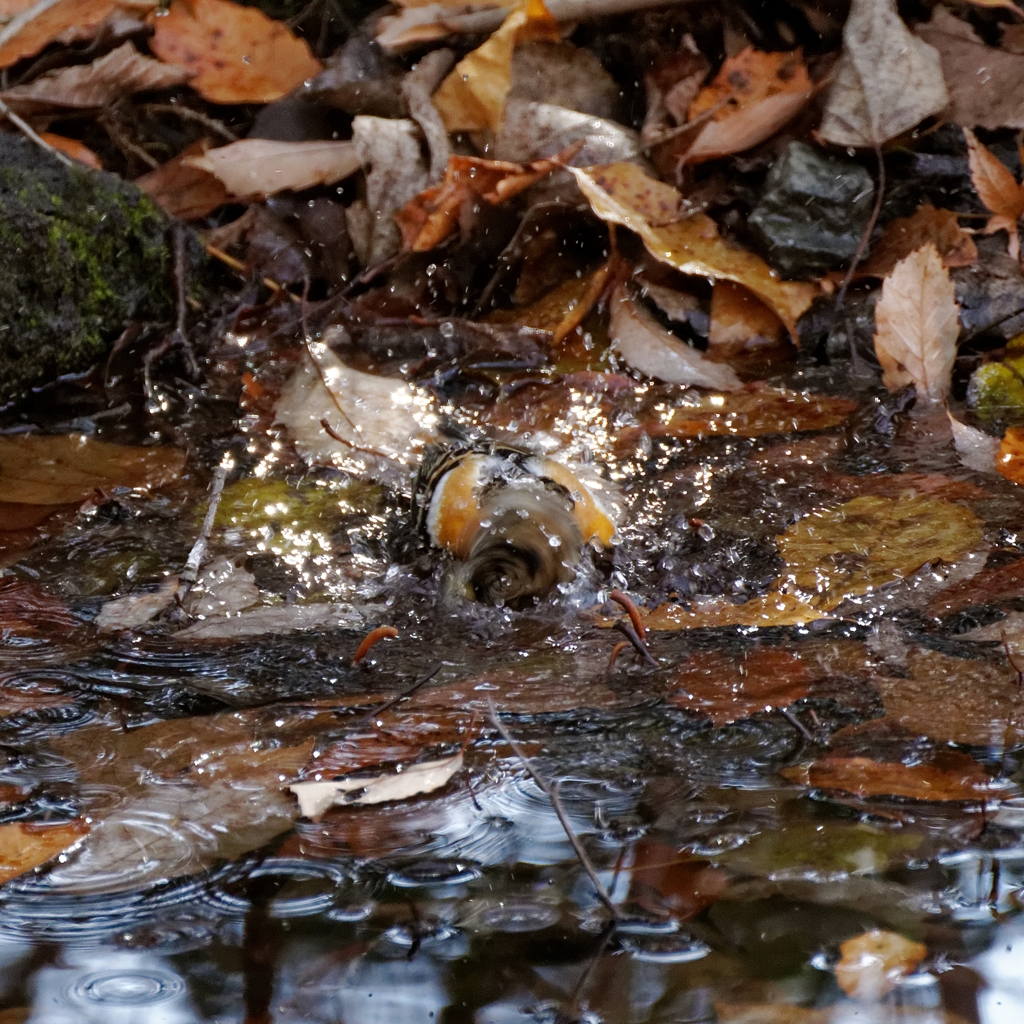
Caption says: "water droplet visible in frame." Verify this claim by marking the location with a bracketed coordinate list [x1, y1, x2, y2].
[73, 969, 184, 1006]
[478, 902, 560, 933]
[440, 320, 455, 339]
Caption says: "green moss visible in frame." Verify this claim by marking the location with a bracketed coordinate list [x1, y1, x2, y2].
[967, 356, 1024, 427]
[0, 135, 175, 402]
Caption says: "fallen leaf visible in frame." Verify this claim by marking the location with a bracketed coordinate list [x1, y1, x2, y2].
[36, 133, 102, 169]
[964, 127, 1024, 260]
[682, 48, 814, 164]
[962, 0, 1023, 12]
[486, 267, 607, 338]
[496, 99, 641, 165]
[0, 42, 190, 113]
[917, 8, 1024, 131]
[94, 579, 178, 633]
[636, 494, 984, 630]
[0, 578, 79, 634]
[432, 0, 560, 132]
[926, 555, 1024, 617]
[289, 752, 464, 820]
[781, 754, 1002, 802]
[178, 602, 365, 640]
[628, 839, 727, 919]
[818, 0, 948, 148]
[0, 0, 156, 68]
[0, 434, 186, 505]
[569, 163, 817, 335]
[861, 204, 977, 279]
[997, 425, 1024, 484]
[0, 821, 89, 885]
[668, 647, 811, 724]
[877, 648, 1024, 746]
[948, 412, 1001, 475]
[641, 36, 709, 146]
[821, 471, 991, 502]
[579, 161, 684, 227]
[715, 1006, 835, 1024]
[185, 139, 360, 201]
[872, 243, 960, 402]
[395, 153, 562, 251]
[609, 285, 742, 391]
[136, 138, 227, 219]
[707, 280, 784, 357]
[149, 0, 322, 104]
[835, 929, 927, 1000]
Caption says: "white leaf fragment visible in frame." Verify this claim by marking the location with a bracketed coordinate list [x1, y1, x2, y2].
[948, 411, 1001, 474]
[608, 285, 742, 391]
[290, 752, 465, 820]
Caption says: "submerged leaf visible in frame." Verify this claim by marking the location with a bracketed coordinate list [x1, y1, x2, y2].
[873, 243, 960, 401]
[569, 164, 817, 334]
[997, 425, 1024, 485]
[0, 821, 89, 885]
[835, 929, 927, 1000]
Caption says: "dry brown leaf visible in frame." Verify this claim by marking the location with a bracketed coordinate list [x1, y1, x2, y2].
[707, 280, 784, 357]
[0, 821, 89, 885]
[185, 139, 360, 201]
[861, 203, 977, 279]
[149, 0, 322, 105]
[432, 0, 560, 132]
[0, 0, 156, 68]
[682, 48, 813, 164]
[926, 553, 1024, 617]
[997, 425, 1024, 485]
[0, 42, 190, 113]
[0, 434, 186, 505]
[872, 243, 960, 402]
[818, 0, 947, 147]
[917, 8, 1024, 131]
[609, 284, 742, 391]
[395, 153, 562, 251]
[964, 128, 1024, 261]
[37, 132, 102, 169]
[962, 0, 1022, 12]
[669, 647, 811, 724]
[835, 929, 927, 1000]
[136, 138, 227, 220]
[569, 163, 817, 335]
[781, 753, 1001, 802]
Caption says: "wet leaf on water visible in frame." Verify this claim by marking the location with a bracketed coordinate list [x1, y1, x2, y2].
[569, 163, 817, 335]
[834, 928, 927, 1000]
[149, 0, 322, 104]
[818, 0, 948, 148]
[431, 0, 560, 132]
[707, 281, 785, 358]
[94, 578, 178, 633]
[964, 610, 1024, 659]
[628, 840, 728, 920]
[0, 578, 77, 634]
[997, 425, 1024, 485]
[668, 648, 811, 725]
[0, 434, 186, 505]
[0, 820, 89, 885]
[873, 244, 960, 402]
[682, 48, 814, 165]
[289, 751, 464, 821]
[821, 471, 991, 502]
[964, 127, 1024, 261]
[0, 0, 156, 68]
[0, 42, 190, 113]
[177, 602, 366, 640]
[608, 284, 742, 391]
[925, 554, 1024, 617]
[875, 648, 1024, 746]
[860, 203, 977, 279]
[637, 494, 984, 630]
[948, 412, 1001, 474]
[781, 753, 1004, 802]
[185, 139, 360, 201]
[395, 153, 563, 251]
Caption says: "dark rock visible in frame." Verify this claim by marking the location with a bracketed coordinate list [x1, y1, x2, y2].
[748, 141, 874, 279]
[0, 134, 174, 404]
[953, 248, 1024, 342]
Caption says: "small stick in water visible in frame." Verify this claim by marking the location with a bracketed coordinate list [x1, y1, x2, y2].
[352, 625, 399, 665]
[609, 589, 646, 642]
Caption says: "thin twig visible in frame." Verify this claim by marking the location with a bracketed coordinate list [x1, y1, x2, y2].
[835, 142, 885, 311]
[352, 624, 399, 664]
[487, 701, 621, 920]
[143, 103, 239, 142]
[352, 664, 442, 723]
[169, 456, 232, 617]
[0, 96, 74, 167]
[612, 618, 658, 668]
[609, 589, 646, 642]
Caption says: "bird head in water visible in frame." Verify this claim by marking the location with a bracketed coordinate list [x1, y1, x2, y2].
[413, 440, 618, 606]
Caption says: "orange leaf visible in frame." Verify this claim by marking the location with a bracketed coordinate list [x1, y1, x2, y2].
[0, 820, 88, 885]
[872, 243, 960, 401]
[0, 0, 156, 69]
[861, 202, 977, 278]
[997, 425, 1024, 485]
[136, 138, 227, 220]
[149, 0, 322, 105]
[37, 132, 101, 169]
[835, 930, 926, 1000]
[781, 754, 1000, 801]
[684, 49, 813, 163]
[707, 280, 784, 356]
[964, 127, 1024, 259]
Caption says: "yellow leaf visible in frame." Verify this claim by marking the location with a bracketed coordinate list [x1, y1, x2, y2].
[432, 0, 560, 132]
[997, 425, 1024, 485]
[569, 163, 816, 335]
[835, 929, 927, 1000]
[872, 243, 960, 401]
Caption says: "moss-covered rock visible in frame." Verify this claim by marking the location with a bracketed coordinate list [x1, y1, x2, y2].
[967, 336, 1024, 427]
[0, 134, 174, 403]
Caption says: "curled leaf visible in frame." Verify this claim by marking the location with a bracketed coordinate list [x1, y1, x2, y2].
[964, 127, 1024, 260]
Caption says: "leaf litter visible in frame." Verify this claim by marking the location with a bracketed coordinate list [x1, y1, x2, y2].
[4, 0, 1024, 1017]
